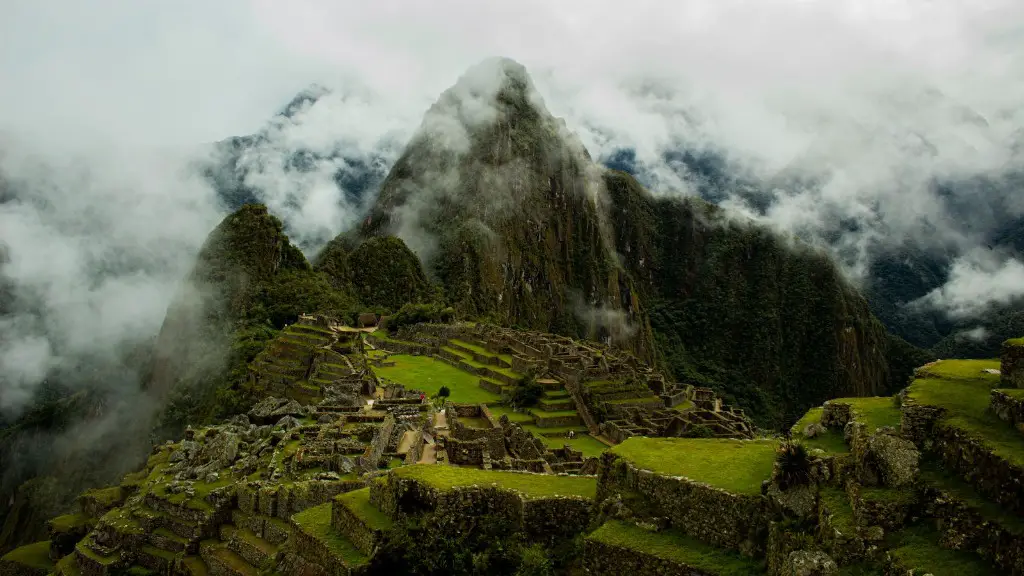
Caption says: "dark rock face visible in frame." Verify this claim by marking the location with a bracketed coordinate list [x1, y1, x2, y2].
[362, 58, 652, 359]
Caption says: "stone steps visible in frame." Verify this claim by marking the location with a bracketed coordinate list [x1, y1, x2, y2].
[229, 511, 290, 546]
[199, 541, 258, 576]
[179, 555, 209, 576]
[149, 526, 193, 554]
[331, 488, 394, 557]
[137, 545, 177, 574]
[73, 538, 122, 576]
[227, 527, 278, 570]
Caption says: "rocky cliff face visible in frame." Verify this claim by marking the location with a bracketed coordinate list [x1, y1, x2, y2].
[361, 57, 655, 360]
[604, 171, 893, 427]
[358, 58, 893, 427]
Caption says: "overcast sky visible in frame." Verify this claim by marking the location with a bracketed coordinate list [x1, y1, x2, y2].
[2, 0, 1022, 148]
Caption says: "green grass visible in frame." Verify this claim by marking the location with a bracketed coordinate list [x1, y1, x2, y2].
[522, 424, 588, 437]
[820, 487, 855, 533]
[604, 396, 661, 405]
[291, 503, 368, 566]
[919, 460, 1024, 535]
[835, 397, 902, 433]
[610, 438, 778, 495]
[790, 407, 849, 454]
[1, 541, 53, 570]
[859, 486, 916, 505]
[392, 465, 597, 499]
[888, 524, 994, 575]
[535, 433, 610, 458]
[1005, 337, 1024, 347]
[999, 388, 1024, 399]
[49, 512, 90, 533]
[336, 488, 393, 531]
[487, 405, 534, 423]
[531, 409, 580, 418]
[449, 339, 514, 364]
[373, 355, 500, 404]
[587, 521, 765, 575]
[82, 485, 124, 507]
[57, 553, 81, 576]
[908, 359, 1024, 467]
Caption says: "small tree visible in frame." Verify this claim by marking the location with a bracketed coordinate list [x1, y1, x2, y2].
[437, 386, 451, 399]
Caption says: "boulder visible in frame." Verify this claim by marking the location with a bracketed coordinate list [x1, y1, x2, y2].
[784, 551, 839, 576]
[865, 433, 919, 487]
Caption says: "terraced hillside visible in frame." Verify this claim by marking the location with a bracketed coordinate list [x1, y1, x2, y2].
[8, 321, 1018, 576]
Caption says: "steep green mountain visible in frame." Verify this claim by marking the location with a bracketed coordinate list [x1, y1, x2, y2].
[148, 204, 354, 437]
[362, 57, 656, 361]
[356, 57, 900, 429]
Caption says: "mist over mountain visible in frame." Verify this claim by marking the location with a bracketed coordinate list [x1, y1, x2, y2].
[1, 0, 1023, 556]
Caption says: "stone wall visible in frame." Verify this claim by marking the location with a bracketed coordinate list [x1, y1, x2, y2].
[931, 421, 1024, 515]
[1001, 339, 1024, 388]
[597, 454, 771, 555]
[898, 401, 946, 448]
[370, 472, 593, 545]
[583, 536, 718, 576]
[919, 483, 1024, 575]
[237, 479, 362, 520]
[821, 401, 852, 428]
[358, 415, 396, 472]
[990, 390, 1024, 435]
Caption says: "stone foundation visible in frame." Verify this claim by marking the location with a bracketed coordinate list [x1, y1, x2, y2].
[990, 390, 1024, 436]
[1001, 339, 1024, 388]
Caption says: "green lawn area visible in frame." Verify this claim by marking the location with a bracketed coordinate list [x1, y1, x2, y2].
[373, 355, 500, 404]
[790, 407, 849, 454]
[1000, 388, 1024, 399]
[392, 464, 597, 499]
[291, 503, 368, 566]
[535, 433, 609, 458]
[908, 359, 1024, 467]
[587, 521, 765, 575]
[835, 397, 902, 433]
[610, 438, 778, 495]
[1, 541, 53, 570]
[335, 488, 393, 532]
[488, 405, 534, 423]
[888, 525, 994, 575]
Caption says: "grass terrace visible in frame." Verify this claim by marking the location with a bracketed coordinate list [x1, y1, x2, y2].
[887, 524, 993, 576]
[1, 541, 54, 571]
[335, 488, 393, 532]
[919, 460, 1024, 535]
[587, 520, 766, 575]
[442, 344, 522, 379]
[449, 338, 515, 365]
[840, 397, 902, 433]
[392, 464, 597, 499]
[487, 405, 534, 424]
[291, 503, 368, 566]
[1000, 388, 1024, 400]
[908, 359, 1024, 467]
[820, 487, 855, 533]
[609, 438, 778, 495]
[372, 354, 500, 404]
[790, 407, 849, 454]
[534, 433, 609, 458]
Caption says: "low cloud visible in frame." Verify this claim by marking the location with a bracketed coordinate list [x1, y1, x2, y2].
[914, 250, 1024, 318]
[0, 134, 222, 417]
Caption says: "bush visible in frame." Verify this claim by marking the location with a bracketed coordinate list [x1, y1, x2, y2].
[776, 442, 812, 490]
[387, 302, 456, 333]
[510, 374, 544, 408]
[437, 386, 451, 399]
